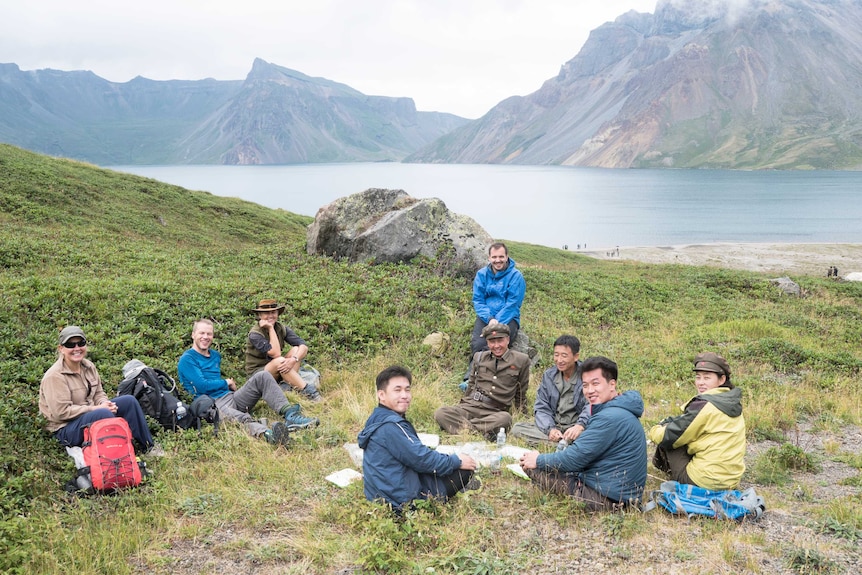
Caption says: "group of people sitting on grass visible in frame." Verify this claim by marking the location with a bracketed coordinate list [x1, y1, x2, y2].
[361, 332, 745, 513]
[39, 241, 746, 515]
[360, 242, 745, 512]
[38, 299, 322, 458]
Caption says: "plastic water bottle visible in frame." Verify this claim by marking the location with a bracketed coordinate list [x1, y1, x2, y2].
[490, 428, 506, 473]
[176, 401, 187, 420]
[556, 439, 568, 452]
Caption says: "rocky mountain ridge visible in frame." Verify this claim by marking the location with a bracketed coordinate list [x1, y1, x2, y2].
[0, 59, 466, 165]
[407, 0, 862, 169]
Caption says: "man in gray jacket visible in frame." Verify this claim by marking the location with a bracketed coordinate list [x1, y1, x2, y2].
[511, 335, 589, 445]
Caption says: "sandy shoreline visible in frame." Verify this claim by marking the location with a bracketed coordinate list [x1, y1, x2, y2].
[581, 243, 862, 277]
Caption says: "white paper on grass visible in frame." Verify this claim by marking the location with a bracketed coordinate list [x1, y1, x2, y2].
[433, 442, 529, 468]
[345, 437, 522, 473]
[417, 433, 440, 448]
[326, 468, 363, 488]
[500, 445, 530, 460]
[343, 443, 364, 467]
[343, 435, 440, 469]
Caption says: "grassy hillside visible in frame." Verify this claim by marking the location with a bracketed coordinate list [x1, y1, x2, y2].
[1, 144, 861, 574]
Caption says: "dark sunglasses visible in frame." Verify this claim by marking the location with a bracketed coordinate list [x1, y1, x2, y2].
[62, 339, 88, 349]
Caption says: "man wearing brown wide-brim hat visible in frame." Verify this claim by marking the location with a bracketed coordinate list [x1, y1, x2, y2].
[245, 298, 321, 401]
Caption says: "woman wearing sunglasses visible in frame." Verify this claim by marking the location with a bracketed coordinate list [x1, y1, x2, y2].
[38, 325, 161, 454]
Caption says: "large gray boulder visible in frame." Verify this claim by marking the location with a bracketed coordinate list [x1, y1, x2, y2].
[307, 188, 493, 276]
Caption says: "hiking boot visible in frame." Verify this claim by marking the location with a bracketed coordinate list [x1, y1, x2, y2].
[265, 422, 292, 447]
[464, 476, 482, 492]
[300, 382, 323, 402]
[284, 404, 319, 431]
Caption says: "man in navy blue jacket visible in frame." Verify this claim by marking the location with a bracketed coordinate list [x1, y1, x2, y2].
[358, 366, 478, 511]
[519, 356, 647, 511]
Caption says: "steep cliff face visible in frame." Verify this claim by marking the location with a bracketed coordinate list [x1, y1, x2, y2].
[408, 0, 862, 169]
[0, 59, 466, 165]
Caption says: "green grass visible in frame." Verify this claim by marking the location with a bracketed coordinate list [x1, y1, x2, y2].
[1, 143, 861, 574]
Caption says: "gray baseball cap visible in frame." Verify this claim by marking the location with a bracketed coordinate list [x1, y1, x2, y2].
[122, 359, 147, 380]
[58, 326, 86, 345]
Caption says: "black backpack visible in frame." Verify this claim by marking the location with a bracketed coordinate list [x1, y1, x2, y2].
[117, 365, 185, 431]
[182, 394, 220, 436]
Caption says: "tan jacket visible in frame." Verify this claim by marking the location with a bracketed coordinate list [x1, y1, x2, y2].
[39, 357, 108, 432]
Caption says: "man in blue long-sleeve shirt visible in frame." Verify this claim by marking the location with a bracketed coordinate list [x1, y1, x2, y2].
[177, 318, 318, 444]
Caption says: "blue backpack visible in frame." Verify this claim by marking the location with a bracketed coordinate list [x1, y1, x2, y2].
[644, 481, 765, 520]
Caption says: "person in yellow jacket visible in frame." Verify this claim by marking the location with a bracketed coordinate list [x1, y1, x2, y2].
[648, 352, 745, 490]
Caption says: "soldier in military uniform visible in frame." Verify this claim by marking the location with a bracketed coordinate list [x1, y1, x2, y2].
[435, 323, 530, 440]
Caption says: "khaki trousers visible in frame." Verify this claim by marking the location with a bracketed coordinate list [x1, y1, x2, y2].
[434, 400, 512, 439]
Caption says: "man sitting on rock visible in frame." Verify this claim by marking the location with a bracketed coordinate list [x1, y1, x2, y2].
[435, 323, 530, 440]
[245, 298, 321, 401]
[511, 334, 590, 445]
[470, 242, 526, 355]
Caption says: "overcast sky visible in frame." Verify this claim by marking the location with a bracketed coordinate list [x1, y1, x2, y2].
[1, 0, 658, 119]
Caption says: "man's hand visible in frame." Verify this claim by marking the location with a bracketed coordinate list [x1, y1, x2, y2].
[458, 454, 477, 470]
[548, 428, 563, 442]
[97, 400, 118, 414]
[226, 378, 237, 391]
[280, 356, 299, 372]
[273, 356, 291, 374]
[488, 318, 500, 326]
[563, 424, 585, 442]
[519, 450, 540, 470]
[258, 316, 276, 329]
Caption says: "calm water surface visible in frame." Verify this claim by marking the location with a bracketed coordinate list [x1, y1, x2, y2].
[109, 163, 862, 250]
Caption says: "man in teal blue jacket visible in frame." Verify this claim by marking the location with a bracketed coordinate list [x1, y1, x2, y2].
[519, 356, 647, 511]
[470, 242, 526, 354]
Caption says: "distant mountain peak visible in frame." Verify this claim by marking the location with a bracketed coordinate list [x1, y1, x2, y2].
[0, 59, 468, 165]
[408, 0, 862, 169]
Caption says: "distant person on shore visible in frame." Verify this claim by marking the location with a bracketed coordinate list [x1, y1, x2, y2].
[470, 242, 526, 356]
[519, 356, 647, 511]
[511, 335, 590, 445]
[245, 299, 321, 401]
[648, 352, 745, 490]
[39, 326, 161, 455]
[437, 323, 530, 440]
[178, 318, 317, 446]
[358, 366, 479, 513]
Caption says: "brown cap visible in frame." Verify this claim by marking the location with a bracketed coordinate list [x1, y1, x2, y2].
[481, 323, 510, 340]
[252, 299, 286, 313]
[693, 352, 730, 376]
[59, 326, 86, 345]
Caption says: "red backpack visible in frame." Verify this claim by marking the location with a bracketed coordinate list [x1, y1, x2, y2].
[82, 418, 142, 492]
